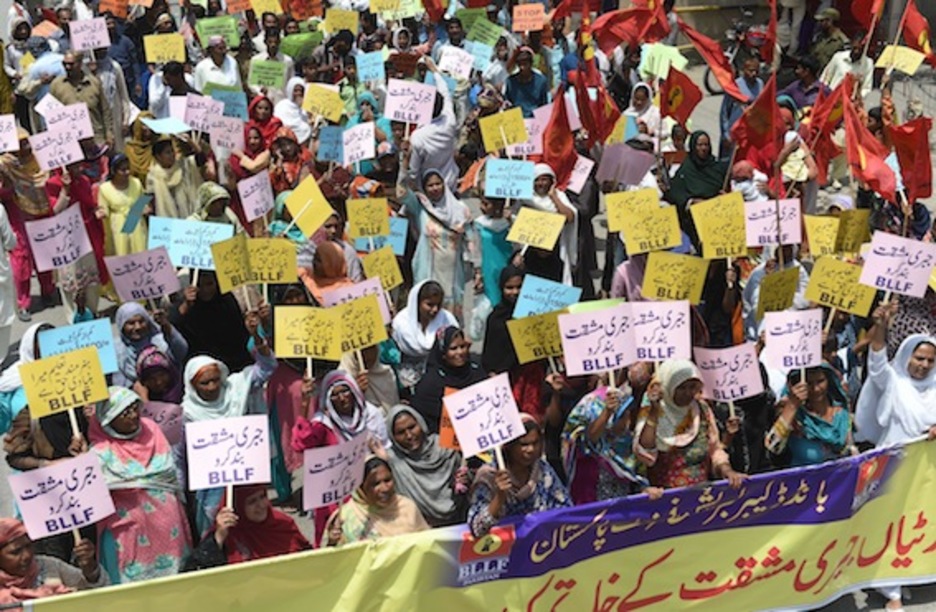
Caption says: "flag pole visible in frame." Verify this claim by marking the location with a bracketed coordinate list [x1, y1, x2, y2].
[885, 2, 912, 76]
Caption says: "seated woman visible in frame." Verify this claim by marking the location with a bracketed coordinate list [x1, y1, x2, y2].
[634, 359, 746, 490]
[325, 457, 429, 545]
[114, 302, 188, 388]
[391, 280, 458, 392]
[765, 364, 853, 467]
[0, 518, 108, 605]
[89, 386, 191, 584]
[186, 485, 310, 569]
[468, 415, 571, 538]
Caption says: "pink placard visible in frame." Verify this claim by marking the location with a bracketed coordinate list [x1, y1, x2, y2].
[34, 93, 63, 118]
[302, 433, 368, 510]
[693, 343, 764, 402]
[141, 401, 183, 446]
[237, 172, 275, 223]
[442, 373, 525, 458]
[69, 17, 109, 51]
[184, 93, 224, 134]
[630, 300, 691, 362]
[208, 115, 244, 151]
[104, 246, 183, 302]
[438, 46, 474, 79]
[321, 277, 392, 324]
[0, 115, 19, 153]
[185, 414, 270, 491]
[564, 89, 582, 132]
[558, 304, 635, 377]
[8, 453, 115, 540]
[512, 3, 545, 31]
[168, 96, 187, 121]
[43, 102, 94, 141]
[763, 309, 823, 371]
[28, 128, 83, 171]
[25, 204, 93, 272]
[342, 121, 375, 165]
[566, 154, 595, 194]
[858, 231, 936, 298]
[506, 104, 550, 157]
[745, 198, 802, 247]
[385, 79, 436, 125]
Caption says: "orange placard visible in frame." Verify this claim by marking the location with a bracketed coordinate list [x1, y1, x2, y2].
[31, 21, 61, 38]
[226, 0, 252, 12]
[439, 389, 461, 451]
[98, 0, 128, 18]
[512, 3, 545, 32]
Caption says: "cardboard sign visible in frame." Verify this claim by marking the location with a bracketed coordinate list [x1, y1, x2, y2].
[693, 343, 765, 403]
[274, 306, 342, 359]
[43, 103, 94, 141]
[371, 0, 400, 12]
[763, 309, 823, 371]
[208, 116, 245, 151]
[641, 251, 710, 305]
[385, 79, 436, 125]
[302, 84, 344, 122]
[691, 192, 747, 260]
[194, 15, 240, 48]
[806, 256, 876, 317]
[875, 45, 927, 76]
[353, 217, 408, 256]
[302, 434, 368, 510]
[566, 155, 595, 194]
[467, 40, 493, 72]
[37, 319, 119, 374]
[479, 108, 528, 152]
[210, 88, 249, 120]
[247, 238, 297, 285]
[25, 205, 93, 272]
[513, 275, 581, 318]
[438, 404, 460, 451]
[226, 0, 252, 12]
[439, 46, 475, 80]
[105, 247, 182, 302]
[185, 415, 270, 491]
[505, 105, 550, 157]
[595, 142, 653, 185]
[140, 117, 191, 135]
[99, 0, 128, 19]
[250, 0, 282, 15]
[619, 205, 682, 255]
[321, 277, 392, 325]
[34, 94, 63, 118]
[316, 125, 343, 163]
[284, 176, 335, 238]
[238, 171, 275, 223]
[20, 346, 109, 419]
[362, 245, 404, 290]
[70, 17, 109, 51]
[335, 294, 389, 354]
[467, 16, 504, 47]
[804, 215, 839, 257]
[512, 3, 545, 31]
[605, 188, 660, 233]
[29, 129, 83, 171]
[355, 51, 386, 83]
[558, 304, 634, 376]
[0, 115, 19, 153]
[343, 122, 376, 166]
[507, 310, 564, 365]
[859, 231, 936, 298]
[756, 265, 800, 321]
[484, 159, 535, 200]
[144, 33, 186, 64]
[148, 217, 235, 270]
[184, 93, 224, 134]
[210, 233, 250, 293]
[120, 194, 152, 234]
[744, 199, 802, 247]
[9, 454, 115, 540]
[324, 8, 359, 33]
[834, 209, 870, 253]
[248, 60, 287, 89]
[630, 300, 691, 362]
[443, 373, 525, 458]
[141, 401, 184, 446]
[347, 198, 390, 239]
[506, 207, 565, 251]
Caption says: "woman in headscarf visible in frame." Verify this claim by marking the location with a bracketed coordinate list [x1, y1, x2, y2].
[325, 456, 429, 545]
[634, 359, 747, 490]
[146, 137, 203, 219]
[125, 111, 157, 182]
[297, 241, 353, 305]
[189, 181, 245, 231]
[136, 345, 185, 405]
[113, 302, 188, 388]
[187, 484, 310, 569]
[246, 94, 283, 149]
[626, 82, 662, 148]
[0, 518, 107, 606]
[345, 91, 391, 175]
[270, 190, 306, 249]
[377, 405, 468, 527]
[270, 127, 314, 195]
[410, 327, 486, 434]
[468, 415, 571, 537]
[89, 387, 191, 584]
[229, 125, 272, 181]
[391, 280, 459, 392]
[338, 344, 401, 414]
[273, 77, 312, 146]
[401, 169, 472, 319]
[520, 163, 579, 285]
[664, 131, 729, 248]
[98, 154, 147, 257]
[0, 324, 52, 438]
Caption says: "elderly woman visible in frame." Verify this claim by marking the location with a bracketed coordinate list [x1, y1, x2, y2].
[189, 182, 246, 231]
[634, 359, 747, 490]
[518, 163, 578, 285]
[89, 387, 191, 584]
[468, 415, 571, 537]
[114, 302, 188, 388]
[0, 519, 107, 605]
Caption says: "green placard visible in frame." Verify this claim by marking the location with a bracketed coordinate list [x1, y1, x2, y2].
[281, 31, 324, 60]
[456, 8, 486, 31]
[195, 15, 240, 48]
[248, 59, 286, 89]
[467, 17, 503, 47]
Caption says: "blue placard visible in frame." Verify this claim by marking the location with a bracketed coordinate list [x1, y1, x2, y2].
[147, 217, 235, 270]
[467, 41, 492, 72]
[513, 274, 583, 318]
[424, 71, 458, 96]
[484, 159, 535, 200]
[355, 51, 386, 83]
[316, 126, 344, 163]
[140, 117, 191, 135]
[623, 111, 639, 141]
[121, 194, 153, 234]
[37, 318, 119, 374]
[211, 89, 249, 121]
[353, 216, 408, 256]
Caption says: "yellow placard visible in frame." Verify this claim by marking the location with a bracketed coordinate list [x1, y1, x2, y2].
[930, 268, 936, 294]
[756, 266, 800, 321]
[20, 347, 109, 419]
[143, 33, 186, 64]
[479, 108, 528, 152]
[691, 192, 747, 259]
[247, 238, 298, 285]
[362, 245, 403, 290]
[618, 205, 682, 255]
[506, 310, 564, 365]
[335, 294, 389, 354]
[875, 45, 926, 76]
[250, 0, 282, 14]
[605, 188, 660, 233]
[273, 306, 342, 360]
[803, 214, 840, 257]
[805, 256, 876, 317]
[302, 83, 345, 122]
[370, 0, 400, 12]
[604, 113, 638, 145]
[20, 52, 36, 73]
[324, 8, 359, 33]
[210, 233, 250, 294]
[641, 251, 711, 305]
[506, 207, 566, 251]
[834, 209, 870, 254]
[285, 176, 335, 238]
[346, 198, 390, 239]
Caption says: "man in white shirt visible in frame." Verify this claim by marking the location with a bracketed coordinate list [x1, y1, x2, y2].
[820, 30, 873, 99]
[248, 28, 295, 104]
[193, 35, 242, 92]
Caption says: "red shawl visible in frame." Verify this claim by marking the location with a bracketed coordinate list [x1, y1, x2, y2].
[246, 95, 283, 149]
[0, 519, 73, 604]
[222, 485, 310, 563]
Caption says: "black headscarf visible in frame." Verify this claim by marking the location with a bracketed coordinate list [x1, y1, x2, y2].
[665, 130, 729, 208]
[481, 265, 525, 374]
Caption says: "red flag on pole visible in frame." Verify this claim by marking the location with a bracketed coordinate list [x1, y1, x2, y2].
[590, 7, 670, 55]
[572, 14, 621, 148]
[850, 0, 886, 30]
[677, 18, 747, 102]
[889, 117, 933, 205]
[903, 0, 936, 68]
[729, 73, 783, 160]
[542, 87, 577, 189]
[660, 66, 702, 127]
[761, 0, 777, 64]
[422, 0, 444, 22]
[843, 97, 897, 202]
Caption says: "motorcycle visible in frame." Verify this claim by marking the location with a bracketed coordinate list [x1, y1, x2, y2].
[703, 9, 776, 95]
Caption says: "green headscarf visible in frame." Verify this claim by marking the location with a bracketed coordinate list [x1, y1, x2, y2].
[665, 130, 729, 208]
[270, 190, 305, 246]
[96, 386, 142, 440]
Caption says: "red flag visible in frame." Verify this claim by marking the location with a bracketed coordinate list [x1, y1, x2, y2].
[843, 97, 897, 202]
[889, 117, 933, 205]
[542, 87, 577, 189]
[761, 0, 777, 64]
[590, 7, 670, 56]
[903, 0, 936, 68]
[730, 74, 783, 160]
[573, 15, 621, 148]
[677, 18, 747, 102]
[422, 0, 444, 22]
[850, 0, 886, 30]
[806, 80, 850, 185]
[660, 66, 702, 126]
